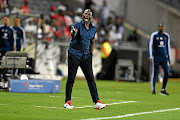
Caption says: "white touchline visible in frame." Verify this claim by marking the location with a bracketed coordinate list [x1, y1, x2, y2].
[0, 104, 7, 105]
[81, 108, 180, 120]
[34, 101, 136, 109]
[106, 101, 136, 105]
[49, 96, 61, 98]
[33, 105, 63, 109]
[49, 96, 78, 98]
[76, 101, 136, 108]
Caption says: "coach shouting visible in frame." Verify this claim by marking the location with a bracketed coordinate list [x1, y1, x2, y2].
[64, 9, 107, 109]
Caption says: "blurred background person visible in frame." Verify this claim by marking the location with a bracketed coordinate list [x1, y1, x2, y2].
[24, 18, 37, 41]
[0, 0, 11, 14]
[12, 17, 26, 51]
[50, 6, 57, 20]
[100, 0, 112, 26]
[115, 17, 124, 40]
[97, 25, 106, 45]
[0, 16, 16, 56]
[127, 27, 141, 46]
[74, 7, 83, 23]
[85, 0, 94, 9]
[11, 17, 27, 77]
[20, 0, 29, 14]
[0, 16, 16, 82]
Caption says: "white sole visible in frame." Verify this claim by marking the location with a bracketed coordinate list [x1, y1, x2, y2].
[159, 92, 169, 96]
[95, 105, 107, 109]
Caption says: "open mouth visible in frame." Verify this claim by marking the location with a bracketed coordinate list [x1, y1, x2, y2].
[84, 17, 89, 21]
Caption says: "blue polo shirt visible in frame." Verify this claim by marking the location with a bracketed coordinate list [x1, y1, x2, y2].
[69, 20, 96, 59]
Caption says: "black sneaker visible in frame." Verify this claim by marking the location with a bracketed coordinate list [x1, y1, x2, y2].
[152, 90, 156, 95]
[160, 90, 169, 96]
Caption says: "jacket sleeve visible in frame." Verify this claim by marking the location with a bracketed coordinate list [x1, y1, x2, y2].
[21, 27, 26, 49]
[167, 33, 171, 61]
[148, 33, 154, 59]
[12, 28, 16, 47]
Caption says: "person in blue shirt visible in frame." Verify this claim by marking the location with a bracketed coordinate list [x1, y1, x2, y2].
[0, 16, 16, 82]
[64, 9, 107, 109]
[148, 23, 171, 96]
[11, 17, 26, 51]
[0, 16, 16, 56]
[11, 17, 27, 77]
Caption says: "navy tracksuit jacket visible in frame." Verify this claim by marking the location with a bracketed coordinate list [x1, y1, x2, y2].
[149, 31, 171, 91]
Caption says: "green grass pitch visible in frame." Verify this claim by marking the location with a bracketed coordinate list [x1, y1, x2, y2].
[0, 79, 180, 120]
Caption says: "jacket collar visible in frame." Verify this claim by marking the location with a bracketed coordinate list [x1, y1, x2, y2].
[158, 31, 164, 34]
[4, 24, 9, 27]
[81, 20, 93, 27]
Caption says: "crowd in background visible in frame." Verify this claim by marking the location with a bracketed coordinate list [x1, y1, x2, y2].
[0, 0, 131, 65]
[0, 0, 180, 80]
[0, 0, 179, 63]
[0, 0, 127, 48]
[0, 0, 180, 47]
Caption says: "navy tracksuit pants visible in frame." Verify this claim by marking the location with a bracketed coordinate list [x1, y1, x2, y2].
[16, 45, 21, 51]
[65, 52, 99, 103]
[151, 55, 169, 91]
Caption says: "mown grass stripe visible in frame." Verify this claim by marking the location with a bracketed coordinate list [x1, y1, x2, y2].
[81, 108, 180, 120]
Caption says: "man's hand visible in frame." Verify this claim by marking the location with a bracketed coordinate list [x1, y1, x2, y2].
[13, 46, 16, 51]
[71, 26, 78, 37]
[148, 58, 152, 62]
[169, 61, 172, 67]
[90, 39, 95, 55]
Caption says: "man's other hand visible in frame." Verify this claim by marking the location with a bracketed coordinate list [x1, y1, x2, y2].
[148, 58, 152, 62]
[71, 26, 78, 36]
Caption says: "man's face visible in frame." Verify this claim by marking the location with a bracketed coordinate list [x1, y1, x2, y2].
[82, 9, 92, 24]
[14, 18, 20, 26]
[103, 1, 107, 6]
[25, 1, 28, 6]
[4, 17, 10, 26]
[158, 25, 165, 33]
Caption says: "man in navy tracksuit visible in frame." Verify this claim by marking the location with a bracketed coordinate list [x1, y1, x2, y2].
[11, 17, 26, 51]
[11, 17, 26, 77]
[0, 16, 16, 56]
[0, 16, 16, 82]
[148, 23, 171, 96]
[64, 9, 107, 109]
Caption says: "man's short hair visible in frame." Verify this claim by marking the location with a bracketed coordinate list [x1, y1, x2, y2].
[158, 23, 165, 27]
[83, 9, 92, 16]
[14, 16, 20, 20]
[4, 15, 9, 18]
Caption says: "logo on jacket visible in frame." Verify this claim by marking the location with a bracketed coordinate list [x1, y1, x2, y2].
[158, 41, 165, 47]
[2, 33, 8, 39]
